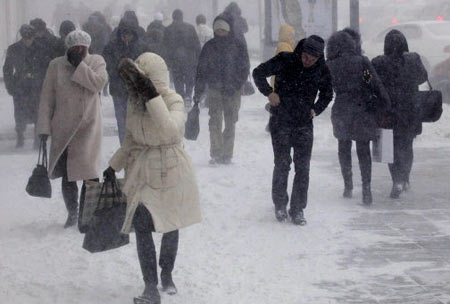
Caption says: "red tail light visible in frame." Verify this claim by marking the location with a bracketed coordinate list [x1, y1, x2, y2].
[437, 16, 444, 21]
[392, 18, 398, 24]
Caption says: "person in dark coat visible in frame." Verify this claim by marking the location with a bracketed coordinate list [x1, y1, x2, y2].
[193, 14, 249, 165]
[30, 18, 59, 63]
[253, 35, 333, 225]
[223, 2, 249, 49]
[372, 30, 428, 199]
[163, 9, 201, 106]
[146, 12, 165, 39]
[342, 27, 362, 55]
[54, 20, 76, 57]
[82, 12, 112, 55]
[103, 14, 149, 144]
[326, 31, 391, 205]
[3, 25, 42, 148]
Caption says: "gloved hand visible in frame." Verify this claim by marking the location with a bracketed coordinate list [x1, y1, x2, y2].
[67, 47, 86, 67]
[40, 134, 49, 143]
[118, 58, 159, 101]
[103, 166, 116, 181]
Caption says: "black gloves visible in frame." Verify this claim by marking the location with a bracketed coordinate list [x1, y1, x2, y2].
[67, 47, 86, 67]
[103, 166, 116, 181]
[118, 58, 159, 101]
[39, 134, 49, 143]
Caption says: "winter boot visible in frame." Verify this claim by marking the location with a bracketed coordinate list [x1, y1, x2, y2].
[134, 283, 161, 304]
[64, 211, 78, 229]
[362, 184, 372, 205]
[291, 210, 307, 226]
[161, 271, 177, 295]
[390, 183, 403, 199]
[343, 187, 353, 199]
[16, 133, 24, 148]
[275, 207, 288, 222]
[62, 177, 79, 228]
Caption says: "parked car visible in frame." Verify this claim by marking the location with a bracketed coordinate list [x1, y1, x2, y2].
[362, 21, 450, 72]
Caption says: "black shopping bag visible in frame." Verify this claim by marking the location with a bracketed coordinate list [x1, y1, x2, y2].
[416, 81, 443, 123]
[185, 103, 200, 141]
[26, 139, 52, 198]
[82, 179, 129, 253]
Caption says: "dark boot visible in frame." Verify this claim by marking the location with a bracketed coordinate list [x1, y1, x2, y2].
[134, 283, 161, 304]
[390, 183, 403, 199]
[362, 184, 372, 205]
[62, 175, 79, 228]
[291, 210, 307, 226]
[275, 207, 288, 222]
[161, 271, 177, 295]
[338, 140, 353, 199]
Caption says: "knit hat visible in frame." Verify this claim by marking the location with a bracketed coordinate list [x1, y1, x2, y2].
[65, 30, 91, 49]
[30, 18, 46, 32]
[20, 24, 36, 39]
[213, 19, 230, 33]
[303, 35, 325, 58]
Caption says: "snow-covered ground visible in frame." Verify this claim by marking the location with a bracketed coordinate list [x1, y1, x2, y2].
[1, 83, 450, 303]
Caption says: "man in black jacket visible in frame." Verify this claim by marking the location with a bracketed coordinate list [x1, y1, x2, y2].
[3, 25, 44, 148]
[164, 9, 201, 107]
[253, 35, 333, 225]
[194, 14, 249, 165]
[103, 14, 149, 144]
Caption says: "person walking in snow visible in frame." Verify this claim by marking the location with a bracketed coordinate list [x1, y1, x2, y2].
[103, 53, 201, 304]
[103, 12, 149, 144]
[36, 30, 108, 228]
[54, 20, 76, 57]
[193, 14, 249, 165]
[253, 35, 333, 225]
[163, 9, 201, 107]
[326, 31, 391, 205]
[372, 30, 428, 199]
[195, 14, 213, 47]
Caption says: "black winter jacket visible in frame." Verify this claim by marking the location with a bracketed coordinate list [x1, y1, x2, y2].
[253, 39, 333, 128]
[103, 16, 149, 97]
[327, 31, 390, 141]
[194, 14, 249, 98]
[372, 30, 428, 138]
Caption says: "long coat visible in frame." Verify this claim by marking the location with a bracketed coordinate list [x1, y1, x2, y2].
[371, 30, 428, 138]
[36, 54, 108, 181]
[326, 31, 390, 141]
[109, 53, 201, 234]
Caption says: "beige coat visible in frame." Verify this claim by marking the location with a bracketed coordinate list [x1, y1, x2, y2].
[109, 53, 201, 234]
[37, 55, 108, 181]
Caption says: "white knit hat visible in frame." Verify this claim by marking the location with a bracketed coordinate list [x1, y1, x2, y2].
[65, 30, 91, 49]
[213, 19, 231, 33]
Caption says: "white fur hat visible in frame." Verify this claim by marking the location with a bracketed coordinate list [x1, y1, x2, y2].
[65, 30, 91, 49]
[135, 53, 169, 91]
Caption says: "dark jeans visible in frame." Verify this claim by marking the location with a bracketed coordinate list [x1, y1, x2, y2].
[112, 95, 128, 145]
[172, 69, 194, 101]
[270, 123, 313, 216]
[133, 205, 179, 285]
[389, 135, 414, 184]
[338, 140, 372, 189]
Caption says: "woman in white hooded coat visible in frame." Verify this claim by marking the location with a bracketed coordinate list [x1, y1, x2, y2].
[104, 53, 201, 304]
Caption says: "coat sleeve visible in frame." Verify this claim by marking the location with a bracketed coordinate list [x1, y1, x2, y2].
[364, 56, 391, 111]
[71, 56, 108, 93]
[411, 52, 428, 85]
[194, 44, 210, 99]
[252, 54, 285, 97]
[312, 63, 334, 116]
[36, 61, 57, 136]
[145, 95, 185, 141]
[109, 130, 136, 172]
[2, 46, 15, 96]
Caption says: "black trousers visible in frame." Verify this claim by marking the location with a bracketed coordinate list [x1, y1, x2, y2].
[338, 140, 372, 188]
[57, 150, 79, 215]
[389, 135, 414, 184]
[271, 124, 313, 216]
[133, 205, 179, 285]
[13, 94, 38, 135]
[172, 68, 195, 100]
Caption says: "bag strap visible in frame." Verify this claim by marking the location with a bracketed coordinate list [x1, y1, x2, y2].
[427, 79, 433, 91]
[37, 139, 48, 168]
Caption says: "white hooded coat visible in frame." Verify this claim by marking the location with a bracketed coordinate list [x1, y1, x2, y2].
[109, 53, 202, 234]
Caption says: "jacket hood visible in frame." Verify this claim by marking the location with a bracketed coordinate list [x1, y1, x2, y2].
[117, 13, 140, 41]
[342, 27, 361, 55]
[384, 29, 409, 57]
[224, 2, 241, 16]
[135, 53, 170, 94]
[278, 24, 295, 47]
[326, 31, 356, 61]
[59, 20, 75, 38]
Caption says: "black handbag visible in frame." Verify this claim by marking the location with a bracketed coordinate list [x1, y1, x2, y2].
[415, 80, 443, 123]
[26, 139, 52, 198]
[184, 102, 200, 141]
[82, 178, 129, 253]
[241, 78, 255, 96]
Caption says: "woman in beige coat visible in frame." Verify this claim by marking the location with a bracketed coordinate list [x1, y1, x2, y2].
[37, 30, 108, 228]
[104, 53, 201, 304]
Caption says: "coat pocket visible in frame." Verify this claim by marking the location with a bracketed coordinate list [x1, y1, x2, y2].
[145, 148, 180, 190]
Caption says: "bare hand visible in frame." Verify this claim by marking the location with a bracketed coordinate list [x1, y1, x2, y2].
[268, 92, 280, 107]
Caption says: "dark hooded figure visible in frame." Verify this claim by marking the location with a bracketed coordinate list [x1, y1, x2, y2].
[326, 31, 391, 205]
[193, 13, 249, 165]
[342, 27, 362, 55]
[253, 35, 333, 225]
[372, 29, 428, 199]
[163, 9, 201, 106]
[146, 12, 165, 39]
[54, 20, 76, 57]
[82, 12, 112, 55]
[30, 18, 59, 62]
[3, 25, 42, 148]
[103, 13, 149, 144]
[223, 1, 249, 48]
